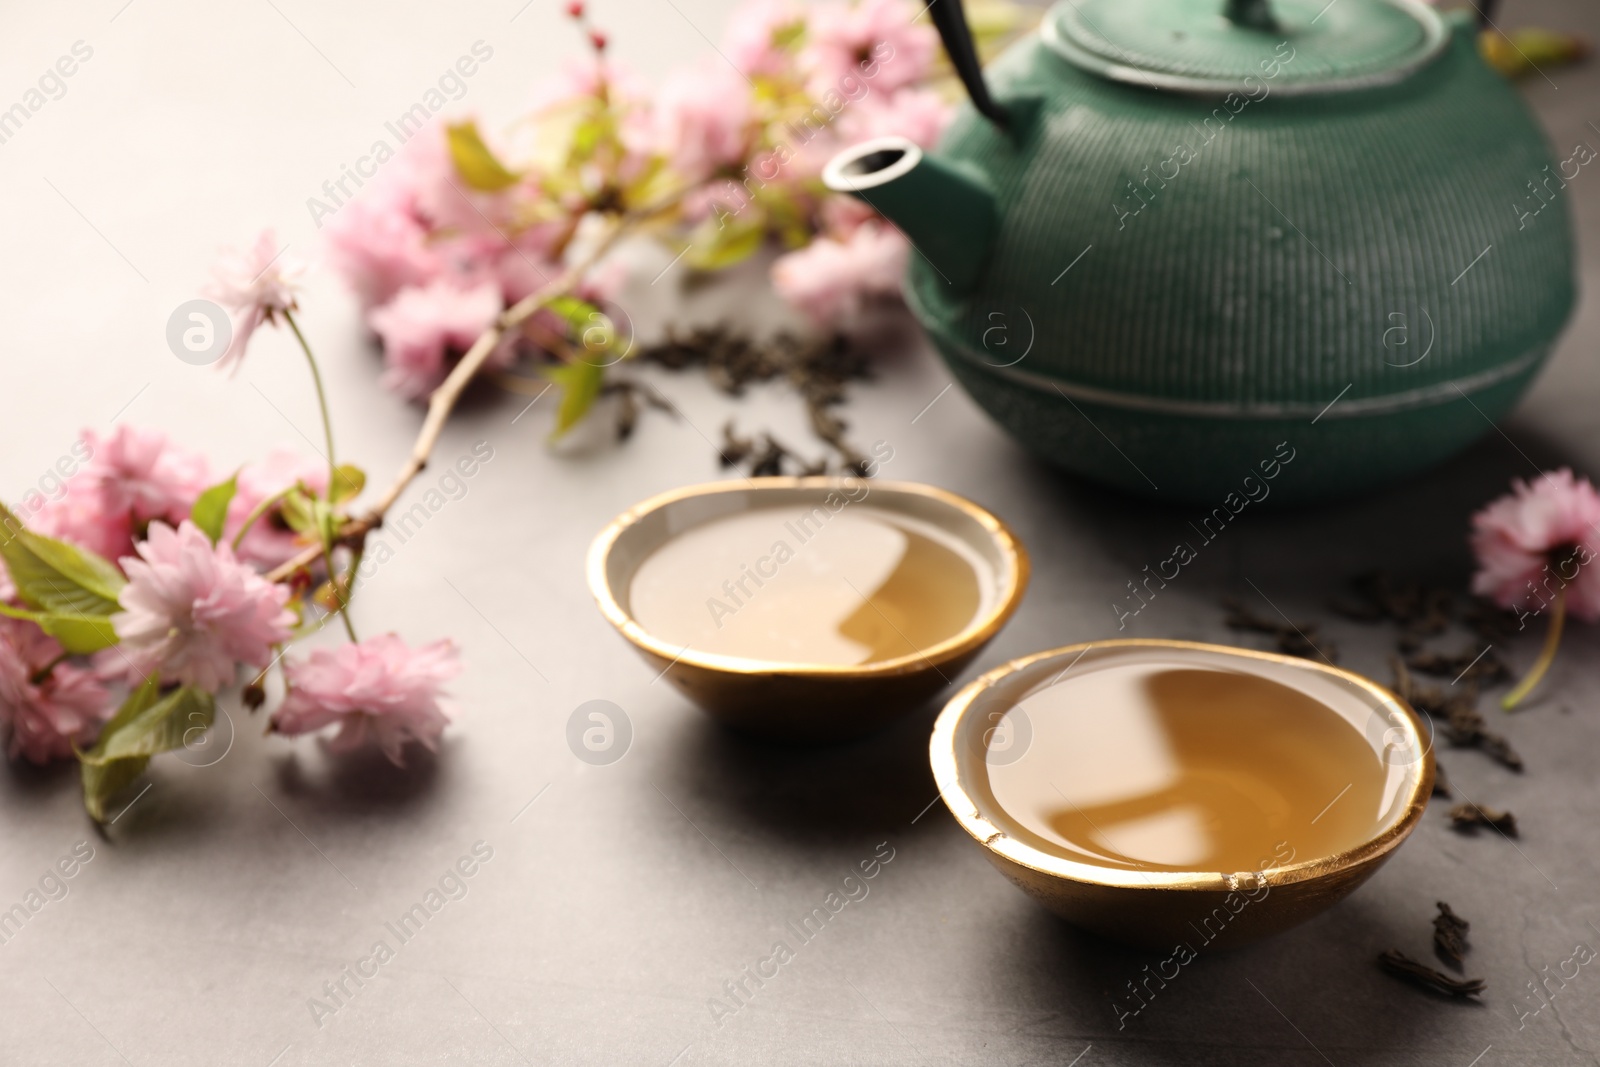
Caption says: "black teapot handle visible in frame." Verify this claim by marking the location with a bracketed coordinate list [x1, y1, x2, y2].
[928, 0, 1009, 129]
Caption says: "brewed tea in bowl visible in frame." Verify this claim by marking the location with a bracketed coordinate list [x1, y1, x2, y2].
[589, 477, 1028, 742]
[931, 640, 1433, 947]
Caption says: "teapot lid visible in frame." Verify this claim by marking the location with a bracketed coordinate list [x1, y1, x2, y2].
[1042, 0, 1449, 96]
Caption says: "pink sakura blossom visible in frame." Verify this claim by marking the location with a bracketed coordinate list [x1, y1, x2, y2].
[0, 617, 111, 764]
[436, 227, 565, 306]
[79, 424, 209, 529]
[818, 193, 879, 236]
[721, 0, 806, 78]
[654, 65, 757, 182]
[575, 255, 631, 306]
[205, 229, 307, 369]
[324, 177, 441, 310]
[802, 0, 938, 96]
[328, 132, 567, 310]
[225, 448, 329, 569]
[530, 55, 651, 115]
[30, 480, 137, 565]
[113, 521, 295, 692]
[405, 128, 528, 238]
[771, 221, 907, 324]
[1471, 469, 1600, 621]
[838, 86, 953, 149]
[272, 635, 461, 766]
[528, 58, 657, 181]
[368, 280, 507, 401]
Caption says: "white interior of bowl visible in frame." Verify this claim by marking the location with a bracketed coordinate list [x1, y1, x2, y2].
[940, 642, 1429, 885]
[597, 479, 1020, 672]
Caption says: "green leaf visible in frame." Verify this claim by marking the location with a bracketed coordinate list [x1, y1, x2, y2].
[683, 215, 766, 271]
[0, 503, 124, 616]
[445, 121, 521, 192]
[570, 113, 609, 158]
[80, 757, 150, 825]
[89, 685, 215, 764]
[545, 297, 622, 363]
[279, 486, 317, 537]
[620, 157, 674, 210]
[80, 680, 215, 822]
[546, 296, 601, 332]
[543, 360, 607, 439]
[38, 613, 120, 653]
[328, 464, 365, 506]
[190, 474, 238, 545]
[771, 17, 806, 49]
[0, 601, 118, 654]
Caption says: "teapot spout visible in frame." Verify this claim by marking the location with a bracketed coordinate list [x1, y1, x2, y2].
[823, 136, 996, 296]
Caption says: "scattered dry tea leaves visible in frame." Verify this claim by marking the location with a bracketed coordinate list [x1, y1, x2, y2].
[1473, 732, 1525, 773]
[1432, 760, 1453, 798]
[1462, 598, 1526, 645]
[1222, 598, 1337, 662]
[1332, 571, 1452, 650]
[639, 326, 874, 476]
[1405, 644, 1511, 687]
[1390, 658, 1523, 772]
[602, 378, 677, 442]
[1378, 949, 1486, 998]
[1433, 902, 1471, 972]
[1449, 802, 1518, 836]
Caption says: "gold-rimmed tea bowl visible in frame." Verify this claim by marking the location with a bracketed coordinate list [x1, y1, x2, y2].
[588, 477, 1029, 743]
[930, 639, 1434, 948]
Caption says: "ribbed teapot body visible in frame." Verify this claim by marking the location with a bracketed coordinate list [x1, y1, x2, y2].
[909, 17, 1577, 503]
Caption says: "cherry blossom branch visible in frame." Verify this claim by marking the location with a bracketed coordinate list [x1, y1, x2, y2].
[264, 207, 652, 586]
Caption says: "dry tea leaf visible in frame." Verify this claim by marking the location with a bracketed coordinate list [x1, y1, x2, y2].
[641, 326, 873, 476]
[1406, 645, 1511, 686]
[1378, 949, 1486, 998]
[1433, 902, 1471, 972]
[1222, 598, 1337, 661]
[1476, 733, 1524, 773]
[1432, 761, 1452, 798]
[602, 378, 674, 442]
[1462, 599, 1525, 644]
[717, 422, 827, 478]
[1392, 661, 1523, 772]
[719, 420, 753, 468]
[1335, 572, 1452, 644]
[1449, 802, 1518, 836]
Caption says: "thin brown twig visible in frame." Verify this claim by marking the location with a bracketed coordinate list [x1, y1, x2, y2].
[264, 204, 662, 586]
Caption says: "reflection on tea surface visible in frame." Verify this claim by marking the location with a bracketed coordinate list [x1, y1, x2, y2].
[985, 664, 1391, 872]
[630, 505, 988, 666]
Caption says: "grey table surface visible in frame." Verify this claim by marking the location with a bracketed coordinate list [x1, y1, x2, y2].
[3, 0, 1600, 1064]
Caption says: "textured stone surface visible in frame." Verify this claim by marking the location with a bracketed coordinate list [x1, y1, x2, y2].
[0, 1, 1597, 1064]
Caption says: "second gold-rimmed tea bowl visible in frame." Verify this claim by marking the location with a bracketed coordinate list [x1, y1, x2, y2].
[588, 477, 1028, 743]
[930, 640, 1434, 948]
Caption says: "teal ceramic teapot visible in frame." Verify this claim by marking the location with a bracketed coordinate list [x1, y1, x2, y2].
[824, 0, 1577, 504]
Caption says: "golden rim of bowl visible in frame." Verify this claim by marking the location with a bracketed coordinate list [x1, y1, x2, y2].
[586, 477, 1030, 679]
[930, 638, 1436, 892]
